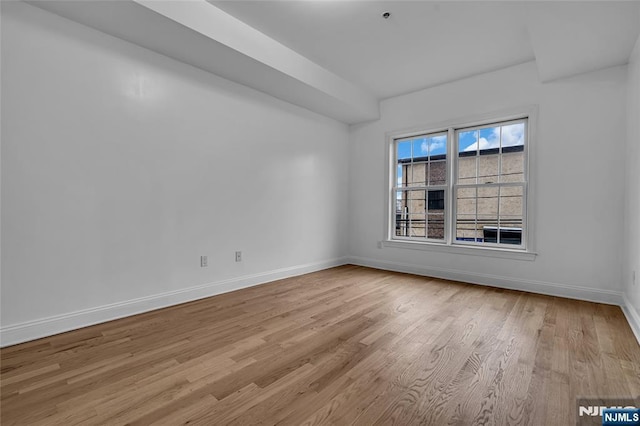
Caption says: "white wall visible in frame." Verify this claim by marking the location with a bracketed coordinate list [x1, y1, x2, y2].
[0, 2, 349, 345]
[1, 1, 636, 347]
[348, 61, 628, 303]
[623, 30, 640, 338]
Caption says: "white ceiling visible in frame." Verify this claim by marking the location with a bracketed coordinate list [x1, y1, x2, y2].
[213, 1, 535, 99]
[25, 0, 640, 123]
[213, 1, 640, 99]
[525, 1, 640, 82]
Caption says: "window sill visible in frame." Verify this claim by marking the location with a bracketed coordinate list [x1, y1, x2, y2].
[382, 239, 537, 261]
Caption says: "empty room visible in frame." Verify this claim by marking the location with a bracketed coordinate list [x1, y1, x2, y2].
[1, 1, 640, 425]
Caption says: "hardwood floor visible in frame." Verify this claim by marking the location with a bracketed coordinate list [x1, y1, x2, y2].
[1, 265, 639, 425]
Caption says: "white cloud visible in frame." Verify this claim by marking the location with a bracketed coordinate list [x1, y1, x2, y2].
[463, 124, 523, 152]
[501, 123, 524, 147]
[464, 137, 497, 152]
[430, 140, 446, 151]
[420, 140, 428, 155]
[421, 135, 447, 154]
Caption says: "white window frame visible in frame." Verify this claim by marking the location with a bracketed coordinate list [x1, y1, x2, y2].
[393, 130, 449, 244]
[383, 106, 537, 261]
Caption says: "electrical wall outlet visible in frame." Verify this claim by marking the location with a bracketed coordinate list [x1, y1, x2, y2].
[235, 251, 242, 262]
[633, 270, 636, 286]
[200, 256, 208, 267]
[377, 241, 383, 249]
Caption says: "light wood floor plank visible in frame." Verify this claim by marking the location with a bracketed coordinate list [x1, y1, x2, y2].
[2, 265, 639, 425]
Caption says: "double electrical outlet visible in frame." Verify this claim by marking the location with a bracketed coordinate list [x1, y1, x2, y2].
[200, 251, 242, 267]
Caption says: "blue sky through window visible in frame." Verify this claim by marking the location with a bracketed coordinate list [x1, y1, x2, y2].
[396, 134, 447, 188]
[459, 130, 478, 152]
[397, 134, 447, 160]
[459, 123, 525, 153]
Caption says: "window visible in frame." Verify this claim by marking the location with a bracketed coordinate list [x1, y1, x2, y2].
[428, 190, 445, 210]
[394, 132, 447, 241]
[388, 113, 533, 256]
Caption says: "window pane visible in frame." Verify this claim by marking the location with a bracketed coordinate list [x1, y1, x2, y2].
[429, 160, 446, 185]
[409, 216, 425, 237]
[500, 122, 525, 149]
[458, 156, 476, 184]
[412, 138, 428, 160]
[499, 186, 523, 245]
[395, 190, 408, 237]
[397, 141, 411, 160]
[478, 186, 499, 215]
[479, 126, 501, 152]
[458, 130, 477, 184]
[397, 133, 447, 189]
[456, 187, 476, 215]
[406, 190, 425, 237]
[456, 187, 478, 242]
[407, 162, 427, 187]
[427, 189, 445, 211]
[478, 154, 499, 184]
[454, 185, 525, 245]
[428, 135, 447, 157]
[427, 213, 445, 240]
[500, 151, 524, 183]
[458, 121, 526, 185]
[407, 190, 425, 210]
[456, 214, 477, 241]
[458, 130, 478, 153]
[478, 186, 499, 242]
[496, 227, 522, 245]
[499, 186, 523, 218]
[499, 121, 525, 182]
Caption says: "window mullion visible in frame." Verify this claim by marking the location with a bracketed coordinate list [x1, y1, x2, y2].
[447, 127, 454, 245]
[497, 126, 502, 244]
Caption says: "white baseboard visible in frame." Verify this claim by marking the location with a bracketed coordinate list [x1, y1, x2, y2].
[621, 293, 640, 346]
[4, 256, 637, 348]
[347, 256, 624, 306]
[0, 257, 348, 347]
